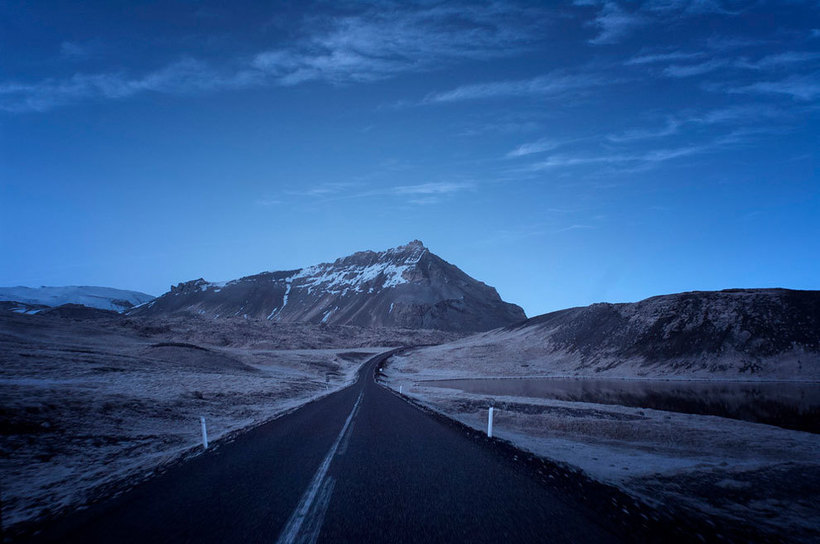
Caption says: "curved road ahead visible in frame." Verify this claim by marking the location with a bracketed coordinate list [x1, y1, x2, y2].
[32, 351, 623, 543]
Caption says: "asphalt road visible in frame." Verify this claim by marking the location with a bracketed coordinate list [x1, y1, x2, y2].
[29, 350, 623, 543]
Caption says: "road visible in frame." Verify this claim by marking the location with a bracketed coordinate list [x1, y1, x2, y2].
[30, 350, 623, 543]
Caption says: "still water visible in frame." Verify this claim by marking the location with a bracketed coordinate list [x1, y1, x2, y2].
[423, 377, 820, 433]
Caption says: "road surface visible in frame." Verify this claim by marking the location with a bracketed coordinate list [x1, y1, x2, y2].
[30, 350, 623, 543]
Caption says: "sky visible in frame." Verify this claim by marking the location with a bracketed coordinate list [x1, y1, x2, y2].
[1, 0, 818, 317]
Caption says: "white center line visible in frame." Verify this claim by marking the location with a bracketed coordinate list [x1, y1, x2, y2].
[275, 391, 363, 544]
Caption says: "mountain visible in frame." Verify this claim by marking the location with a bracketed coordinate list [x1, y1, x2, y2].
[395, 288, 820, 380]
[38, 304, 122, 319]
[0, 286, 155, 313]
[131, 241, 526, 333]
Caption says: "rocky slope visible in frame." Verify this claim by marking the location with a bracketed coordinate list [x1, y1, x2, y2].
[389, 288, 820, 380]
[131, 241, 525, 333]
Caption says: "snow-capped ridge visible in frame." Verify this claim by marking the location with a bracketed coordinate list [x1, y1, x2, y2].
[0, 285, 154, 313]
[260, 241, 429, 296]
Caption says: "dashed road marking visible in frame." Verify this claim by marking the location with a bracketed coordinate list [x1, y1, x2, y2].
[275, 391, 363, 544]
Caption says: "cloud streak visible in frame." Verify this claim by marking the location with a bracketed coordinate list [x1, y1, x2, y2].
[584, 2, 647, 45]
[423, 72, 606, 104]
[578, 0, 755, 45]
[521, 132, 754, 173]
[523, 147, 703, 171]
[555, 224, 596, 233]
[660, 50, 820, 78]
[727, 74, 820, 101]
[625, 50, 705, 65]
[506, 139, 564, 158]
[0, 3, 549, 113]
[0, 59, 263, 113]
[292, 180, 475, 206]
[391, 182, 473, 196]
[607, 104, 786, 142]
[663, 58, 729, 77]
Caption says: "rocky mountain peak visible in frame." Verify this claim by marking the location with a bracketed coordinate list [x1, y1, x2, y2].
[170, 278, 208, 295]
[331, 241, 428, 270]
[132, 242, 525, 332]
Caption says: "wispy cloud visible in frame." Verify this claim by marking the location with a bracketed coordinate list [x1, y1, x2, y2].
[423, 72, 606, 104]
[572, 103, 782, 144]
[691, 103, 780, 124]
[607, 118, 681, 142]
[256, 4, 547, 84]
[628, 37, 804, 73]
[391, 182, 473, 195]
[506, 138, 564, 158]
[522, 125, 784, 174]
[251, 6, 524, 87]
[524, 144, 707, 171]
[555, 224, 596, 233]
[625, 50, 705, 65]
[660, 50, 820, 78]
[578, 0, 753, 46]
[293, 180, 474, 206]
[471, 223, 549, 246]
[287, 181, 365, 197]
[473, 218, 598, 246]
[384, 180, 476, 205]
[255, 198, 282, 207]
[663, 58, 729, 77]
[458, 119, 543, 137]
[740, 51, 820, 70]
[580, 1, 648, 45]
[1, 3, 549, 113]
[666, 0, 741, 16]
[704, 35, 770, 52]
[59, 41, 99, 61]
[726, 74, 820, 101]
[0, 58, 262, 113]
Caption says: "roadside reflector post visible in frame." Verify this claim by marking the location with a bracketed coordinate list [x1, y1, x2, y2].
[488, 406, 494, 438]
[200, 416, 209, 450]
[399, 385, 403, 395]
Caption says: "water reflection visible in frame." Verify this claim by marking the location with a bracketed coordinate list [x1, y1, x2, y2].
[423, 377, 820, 433]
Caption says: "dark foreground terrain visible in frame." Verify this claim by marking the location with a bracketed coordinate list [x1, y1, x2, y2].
[0, 311, 461, 532]
[14, 351, 621, 543]
[12, 352, 792, 543]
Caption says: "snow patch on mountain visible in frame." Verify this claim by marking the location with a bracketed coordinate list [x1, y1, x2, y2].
[281, 276, 294, 308]
[0, 286, 154, 312]
[296, 262, 411, 294]
[292, 241, 427, 296]
[4, 303, 44, 315]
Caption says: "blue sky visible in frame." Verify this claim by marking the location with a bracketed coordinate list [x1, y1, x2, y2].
[1, 0, 818, 316]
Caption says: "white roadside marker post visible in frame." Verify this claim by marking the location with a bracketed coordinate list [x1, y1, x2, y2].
[488, 406, 494, 438]
[399, 385, 403, 395]
[200, 416, 209, 450]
